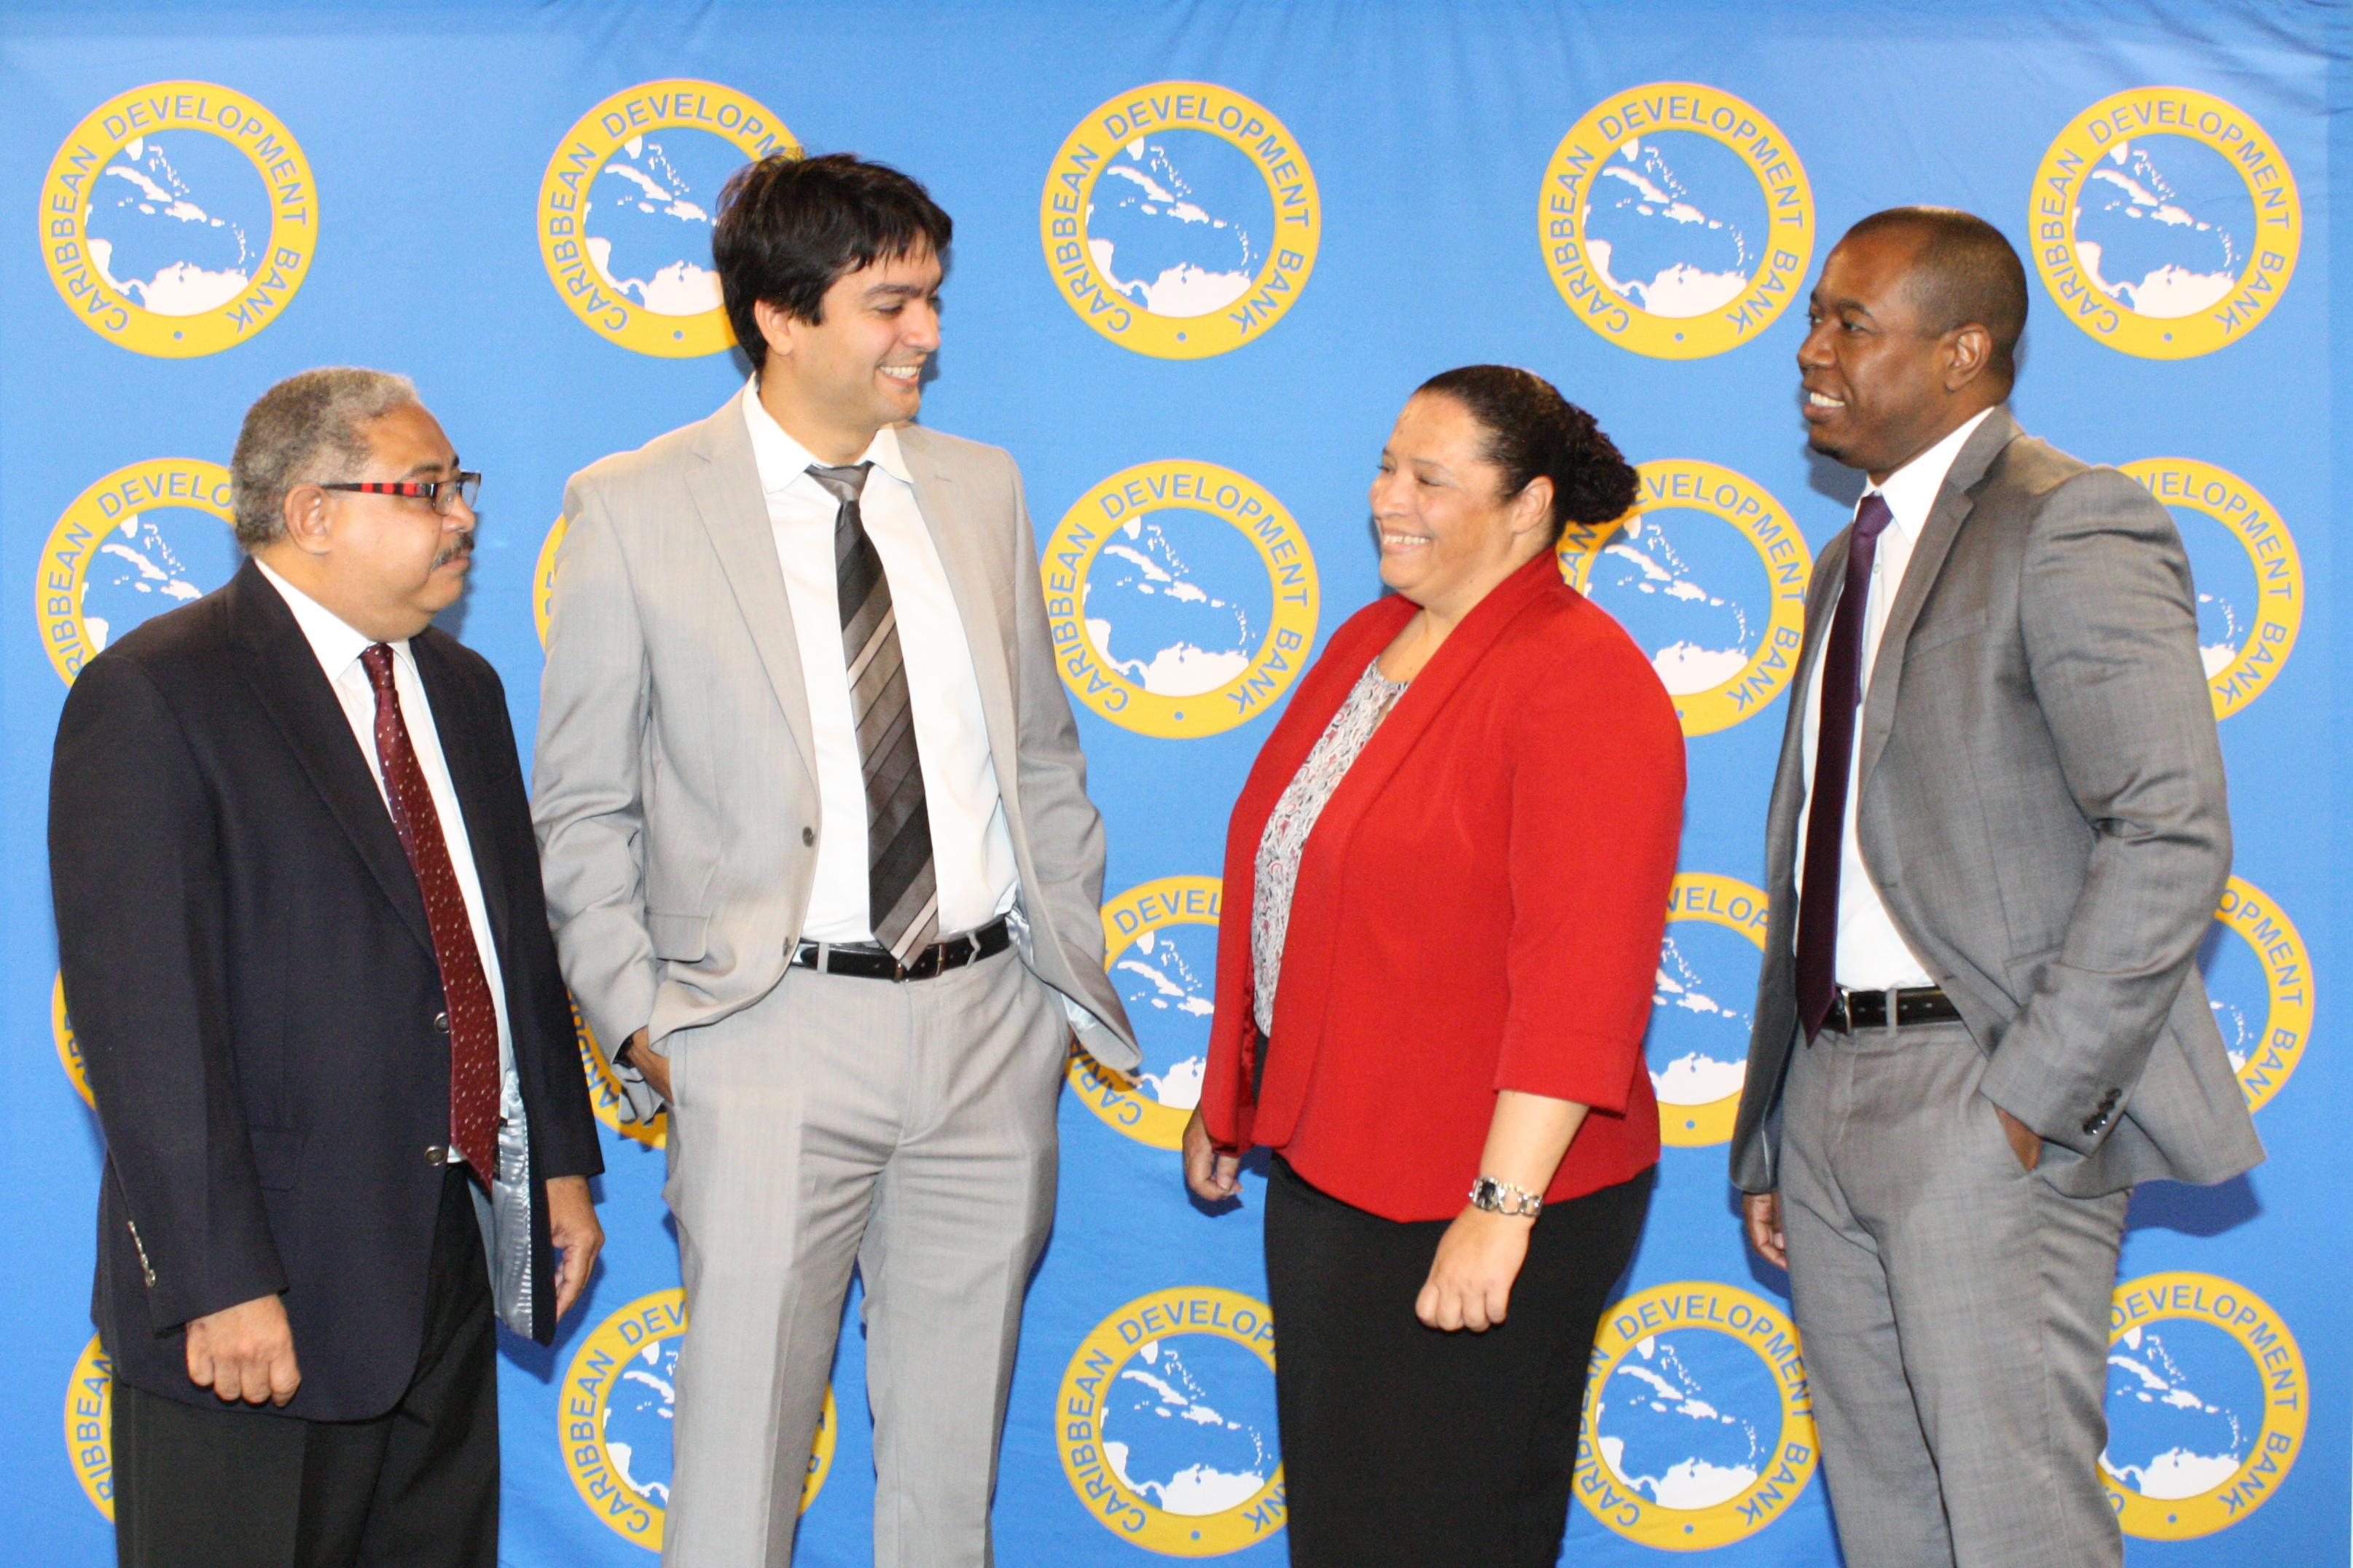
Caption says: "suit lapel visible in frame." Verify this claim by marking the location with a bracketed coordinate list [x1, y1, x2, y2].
[1856, 407, 2019, 789]
[1764, 533, 1852, 884]
[410, 634, 512, 960]
[686, 399, 818, 783]
[1791, 528, 1850, 727]
[1226, 595, 1414, 865]
[226, 561, 436, 961]
[900, 426, 1024, 820]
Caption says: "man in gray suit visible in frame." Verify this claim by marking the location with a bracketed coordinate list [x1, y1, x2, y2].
[1730, 208, 2262, 1567]
[534, 153, 1137, 1568]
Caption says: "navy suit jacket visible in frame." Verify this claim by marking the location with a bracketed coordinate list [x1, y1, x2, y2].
[50, 559, 601, 1419]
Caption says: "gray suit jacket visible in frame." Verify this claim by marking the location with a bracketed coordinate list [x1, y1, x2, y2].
[1730, 407, 2262, 1199]
[534, 396, 1138, 1124]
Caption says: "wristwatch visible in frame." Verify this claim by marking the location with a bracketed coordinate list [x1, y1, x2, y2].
[1468, 1175, 1543, 1218]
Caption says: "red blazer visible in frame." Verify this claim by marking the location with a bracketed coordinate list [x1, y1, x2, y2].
[1200, 552, 1684, 1221]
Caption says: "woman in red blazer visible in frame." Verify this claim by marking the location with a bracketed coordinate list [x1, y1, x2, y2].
[1183, 366, 1684, 1567]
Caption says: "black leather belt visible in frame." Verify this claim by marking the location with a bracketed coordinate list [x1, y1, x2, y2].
[1825, 984, 1962, 1032]
[791, 914, 1011, 982]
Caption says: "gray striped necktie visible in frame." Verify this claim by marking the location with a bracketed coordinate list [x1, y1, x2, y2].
[807, 460, 939, 960]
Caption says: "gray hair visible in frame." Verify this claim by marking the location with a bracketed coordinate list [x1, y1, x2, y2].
[230, 367, 420, 547]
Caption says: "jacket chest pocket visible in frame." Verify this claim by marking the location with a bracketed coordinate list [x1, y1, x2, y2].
[1904, 607, 1990, 662]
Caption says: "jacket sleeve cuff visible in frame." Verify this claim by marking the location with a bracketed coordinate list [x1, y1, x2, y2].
[1494, 1030, 1638, 1115]
[1981, 1041, 2125, 1158]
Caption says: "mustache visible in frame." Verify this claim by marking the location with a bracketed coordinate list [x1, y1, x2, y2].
[432, 529, 477, 571]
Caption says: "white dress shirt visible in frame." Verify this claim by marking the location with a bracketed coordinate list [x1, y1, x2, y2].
[741, 380, 1019, 942]
[1795, 407, 1994, 989]
[254, 557, 518, 1161]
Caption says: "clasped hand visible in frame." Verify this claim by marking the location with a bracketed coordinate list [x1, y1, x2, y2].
[187, 1293, 300, 1406]
[1416, 1207, 1533, 1333]
[1181, 1107, 1242, 1202]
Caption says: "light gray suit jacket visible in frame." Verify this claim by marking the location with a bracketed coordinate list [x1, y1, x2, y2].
[533, 396, 1138, 1124]
[1730, 407, 2263, 1199]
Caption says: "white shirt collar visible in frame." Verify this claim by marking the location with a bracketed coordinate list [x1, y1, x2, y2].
[1864, 405, 1997, 539]
[252, 555, 402, 675]
[741, 376, 910, 497]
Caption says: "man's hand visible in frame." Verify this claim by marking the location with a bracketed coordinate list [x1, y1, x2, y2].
[623, 1027, 673, 1104]
[547, 1175, 603, 1320]
[1743, 1191, 1788, 1270]
[1994, 1104, 2043, 1172]
[185, 1293, 299, 1406]
[1417, 1208, 1532, 1332]
[1181, 1107, 1241, 1202]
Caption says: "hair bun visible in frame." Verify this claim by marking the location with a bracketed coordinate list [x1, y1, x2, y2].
[1414, 365, 1637, 537]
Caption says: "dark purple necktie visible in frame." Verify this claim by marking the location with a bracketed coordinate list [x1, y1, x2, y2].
[1795, 494, 1895, 1042]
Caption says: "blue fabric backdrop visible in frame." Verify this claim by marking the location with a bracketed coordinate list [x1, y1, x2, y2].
[2, 1, 2343, 1562]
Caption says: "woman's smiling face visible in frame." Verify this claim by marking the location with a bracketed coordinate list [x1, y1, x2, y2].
[1369, 393, 1546, 619]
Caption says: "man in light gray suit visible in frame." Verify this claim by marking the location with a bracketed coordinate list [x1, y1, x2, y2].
[534, 153, 1137, 1568]
[1730, 208, 2261, 1568]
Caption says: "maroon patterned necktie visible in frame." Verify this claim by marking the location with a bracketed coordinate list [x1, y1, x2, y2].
[1794, 494, 1896, 1042]
[361, 643, 501, 1181]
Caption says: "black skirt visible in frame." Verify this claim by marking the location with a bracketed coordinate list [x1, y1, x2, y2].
[1264, 1155, 1652, 1567]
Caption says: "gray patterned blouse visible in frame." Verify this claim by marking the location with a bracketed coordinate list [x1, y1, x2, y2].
[1251, 659, 1409, 1038]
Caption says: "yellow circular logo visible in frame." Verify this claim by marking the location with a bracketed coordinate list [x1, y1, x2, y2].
[54, 973, 93, 1110]
[1057, 1287, 1283, 1555]
[2031, 88, 2300, 358]
[1041, 83, 1320, 358]
[1558, 459, 1812, 736]
[538, 81, 799, 357]
[2118, 458, 2299, 719]
[562, 1289, 834, 1548]
[572, 997, 664, 1149]
[1540, 83, 1814, 358]
[2105, 1272, 2306, 1538]
[1575, 1281, 1818, 1549]
[2207, 877, 2311, 1115]
[1070, 877, 1222, 1150]
[1043, 462, 1318, 738]
[40, 82, 316, 356]
[64, 1334, 113, 1520]
[1653, 876, 1767, 1148]
[37, 458, 239, 684]
[535, 514, 568, 647]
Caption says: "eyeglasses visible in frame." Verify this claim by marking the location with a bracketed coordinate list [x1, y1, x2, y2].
[316, 472, 482, 516]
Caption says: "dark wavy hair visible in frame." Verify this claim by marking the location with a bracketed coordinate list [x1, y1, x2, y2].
[713, 152, 952, 372]
[1414, 366, 1638, 541]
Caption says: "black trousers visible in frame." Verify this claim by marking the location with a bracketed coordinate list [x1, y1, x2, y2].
[1265, 1156, 1652, 1568]
[110, 1165, 499, 1568]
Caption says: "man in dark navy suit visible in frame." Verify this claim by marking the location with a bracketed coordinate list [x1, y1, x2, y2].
[50, 368, 604, 1568]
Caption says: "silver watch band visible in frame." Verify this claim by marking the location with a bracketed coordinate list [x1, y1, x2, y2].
[1468, 1175, 1543, 1218]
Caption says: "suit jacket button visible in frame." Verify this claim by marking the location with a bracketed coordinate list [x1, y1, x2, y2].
[434, 1011, 450, 1033]
[426, 1144, 447, 1166]
[802, 826, 816, 847]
